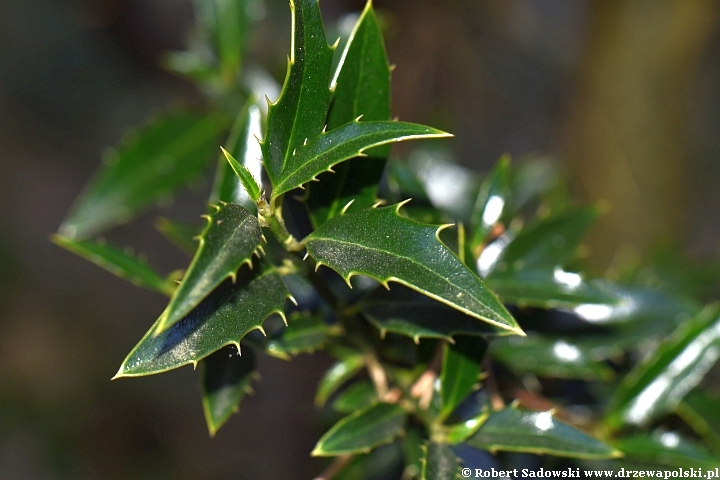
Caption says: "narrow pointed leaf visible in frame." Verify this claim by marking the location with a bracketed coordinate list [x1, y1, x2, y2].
[312, 402, 406, 456]
[466, 407, 620, 459]
[201, 346, 256, 437]
[157, 202, 262, 333]
[211, 101, 264, 210]
[305, 203, 522, 334]
[332, 380, 377, 413]
[262, 0, 334, 182]
[470, 155, 511, 250]
[60, 112, 227, 240]
[315, 354, 365, 407]
[677, 389, 720, 449]
[115, 268, 289, 377]
[447, 411, 489, 444]
[221, 147, 261, 203]
[266, 312, 334, 359]
[53, 235, 174, 296]
[491, 335, 614, 381]
[154, 217, 202, 255]
[485, 273, 617, 309]
[273, 121, 451, 197]
[421, 442, 463, 480]
[615, 432, 720, 468]
[440, 337, 487, 419]
[606, 306, 720, 428]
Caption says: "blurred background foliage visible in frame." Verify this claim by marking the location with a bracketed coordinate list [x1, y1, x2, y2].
[1, 0, 719, 478]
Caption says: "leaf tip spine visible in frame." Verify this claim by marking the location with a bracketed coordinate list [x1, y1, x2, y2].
[278, 311, 289, 326]
[340, 199, 355, 215]
[394, 198, 412, 213]
[289, 295, 298, 306]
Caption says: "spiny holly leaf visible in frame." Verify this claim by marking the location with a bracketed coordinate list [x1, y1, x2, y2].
[211, 100, 264, 210]
[53, 235, 174, 296]
[221, 147, 261, 203]
[305, 1, 392, 227]
[605, 306, 720, 429]
[315, 354, 365, 407]
[60, 112, 227, 240]
[272, 121, 450, 198]
[420, 442, 463, 480]
[115, 267, 290, 377]
[305, 203, 522, 334]
[402, 428, 425, 479]
[615, 432, 720, 468]
[156, 202, 262, 333]
[201, 346, 257, 437]
[312, 402, 406, 456]
[491, 335, 614, 381]
[470, 155, 511, 251]
[465, 406, 620, 459]
[440, 336, 487, 420]
[677, 389, 720, 450]
[266, 312, 334, 359]
[332, 380, 377, 413]
[261, 0, 334, 183]
[154, 217, 202, 256]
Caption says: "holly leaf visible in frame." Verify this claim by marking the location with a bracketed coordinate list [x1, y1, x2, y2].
[605, 306, 720, 429]
[261, 0, 334, 183]
[615, 431, 720, 468]
[53, 235, 174, 296]
[154, 218, 202, 256]
[332, 380, 377, 413]
[201, 346, 257, 437]
[221, 147, 261, 203]
[465, 406, 620, 459]
[60, 112, 227, 240]
[470, 155, 511, 250]
[315, 354, 365, 407]
[305, 203, 522, 334]
[440, 336, 487, 420]
[115, 267, 290, 377]
[266, 312, 334, 359]
[421, 442, 463, 480]
[272, 121, 451, 198]
[312, 402, 406, 456]
[156, 202, 263, 333]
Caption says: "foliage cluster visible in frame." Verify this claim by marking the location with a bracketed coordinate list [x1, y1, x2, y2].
[56, 0, 720, 478]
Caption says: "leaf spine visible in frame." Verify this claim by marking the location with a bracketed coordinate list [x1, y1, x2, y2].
[340, 199, 355, 215]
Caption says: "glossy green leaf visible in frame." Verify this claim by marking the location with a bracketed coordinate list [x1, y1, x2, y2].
[605, 306, 720, 428]
[115, 267, 290, 377]
[154, 218, 202, 256]
[485, 273, 617, 309]
[221, 147, 261, 203]
[491, 335, 614, 381]
[157, 202, 262, 333]
[60, 112, 227, 240]
[421, 442, 462, 480]
[677, 389, 720, 449]
[446, 410, 489, 444]
[470, 155, 511, 250]
[615, 432, 720, 468]
[201, 347, 256, 436]
[266, 312, 334, 359]
[440, 336, 487, 419]
[312, 402, 406, 456]
[466, 406, 620, 459]
[211, 101, 264, 210]
[261, 0, 334, 183]
[315, 354, 365, 407]
[272, 121, 451, 198]
[53, 235, 174, 296]
[332, 380, 377, 413]
[305, 203, 522, 334]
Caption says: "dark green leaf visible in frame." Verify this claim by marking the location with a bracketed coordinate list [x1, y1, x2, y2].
[262, 0, 334, 183]
[266, 312, 334, 359]
[466, 406, 620, 459]
[114, 267, 290, 377]
[470, 155, 511, 250]
[201, 347, 256, 436]
[221, 147, 261, 203]
[402, 427, 425, 479]
[272, 121, 451, 197]
[154, 218, 202, 256]
[677, 389, 720, 450]
[53, 235, 174, 296]
[315, 354, 365, 407]
[491, 335, 614, 381]
[211, 100, 264, 210]
[60, 112, 227, 240]
[157, 202, 262, 333]
[605, 306, 720, 429]
[305, 203, 522, 334]
[332, 380, 377, 413]
[615, 432, 720, 469]
[440, 337, 487, 419]
[421, 442, 462, 480]
[312, 402, 406, 456]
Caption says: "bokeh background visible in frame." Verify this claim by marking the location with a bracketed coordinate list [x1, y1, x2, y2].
[1, 0, 719, 478]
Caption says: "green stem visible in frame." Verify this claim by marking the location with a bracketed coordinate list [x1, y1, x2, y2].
[259, 194, 304, 251]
